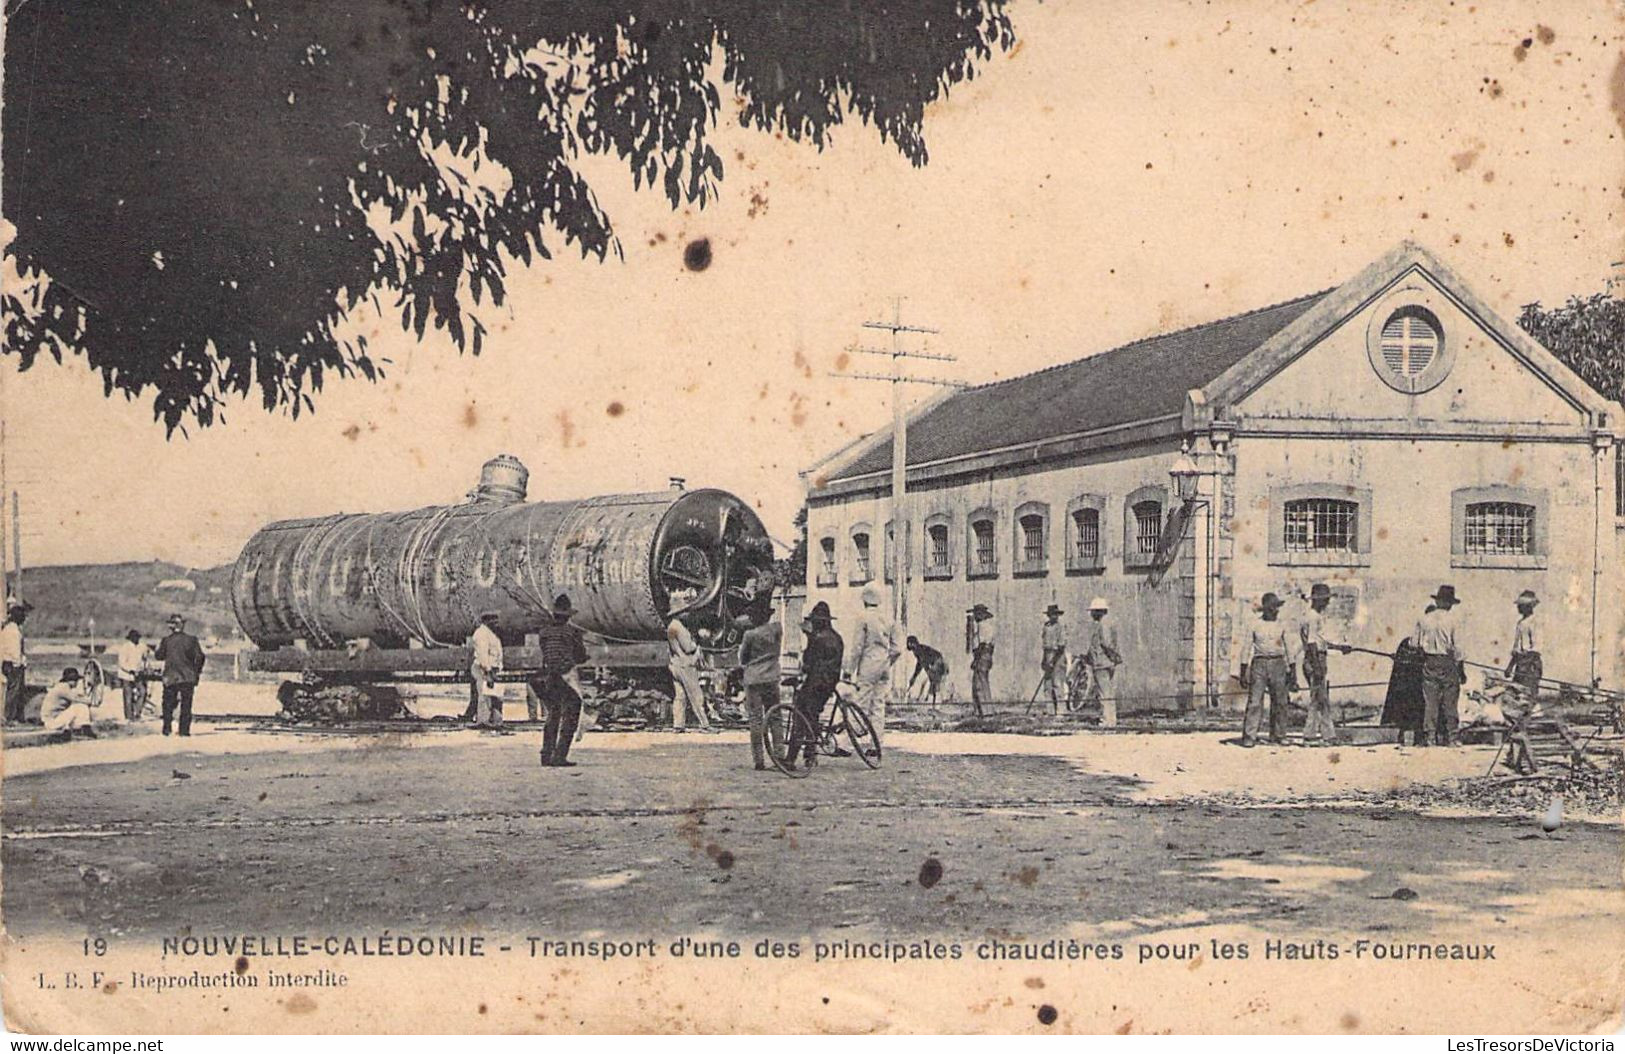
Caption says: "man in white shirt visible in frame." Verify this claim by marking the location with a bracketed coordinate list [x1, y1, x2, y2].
[470, 610, 507, 728]
[1238, 592, 1301, 747]
[1298, 584, 1344, 745]
[1082, 598, 1123, 727]
[115, 629, 152, 721]
[667, 589, 711, 730]
[1414, 584, 1465, 747]
[40, 667, 99, 734]
[1039, 605, 1069, 714]
[847, 585, 900, 747]
[1, 600, 30, 724]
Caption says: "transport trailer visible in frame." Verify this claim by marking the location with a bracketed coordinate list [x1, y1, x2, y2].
[233, 456, 775, 695]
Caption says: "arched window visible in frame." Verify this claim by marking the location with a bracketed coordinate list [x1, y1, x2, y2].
[1065, 494, 1107, 573]
[1123, 485, 1167, 570]
[967, 507, 999, 579]
[922, 512, 954, 579]
[1012, 500, 1049, 575]
[816, 537, 838, 587]
[849, 522, 873, 584]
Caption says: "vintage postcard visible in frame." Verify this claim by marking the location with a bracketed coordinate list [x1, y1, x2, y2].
[1, 0, 1622, 1037]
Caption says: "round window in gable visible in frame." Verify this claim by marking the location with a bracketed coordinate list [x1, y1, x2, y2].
[1379, 307, 1441, 377]
[1365, 292, 1454, 394]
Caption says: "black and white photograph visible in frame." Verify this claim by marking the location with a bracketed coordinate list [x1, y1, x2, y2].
[1, 0, 1622, 1037]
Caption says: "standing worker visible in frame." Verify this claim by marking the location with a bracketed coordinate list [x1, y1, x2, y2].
[534, 594, 589, 767]
[967, 604, 996, 715]
[1082, 598, 1123, 728]
[115, 628, 152, 721]
[1238, 592, 1300, 748]
[1, 600, 30, 724]
[790, 602, 843, 770]
[667, 589, 712, 731]
[1414, 584, 1466, 747]
[905, 636, 949, 707]
[152, 614, 205, 737]
[471, 610, 506, 728]
[848, 585, 900, 747]
[1298, 584, 1341, 746]
[737, 600, 782, 771]
[1039, 604, 1069, 713]
[1505, 589, 1542, 697]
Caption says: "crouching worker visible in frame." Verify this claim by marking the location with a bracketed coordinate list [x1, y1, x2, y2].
[535, 594, 588, 768]
[40, 667, 99, 735]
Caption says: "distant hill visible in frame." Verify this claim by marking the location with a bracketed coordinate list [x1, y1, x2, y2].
[5, 560, 240, 642]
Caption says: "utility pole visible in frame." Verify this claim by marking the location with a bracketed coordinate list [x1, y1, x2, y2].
[833, 299, 963, 686]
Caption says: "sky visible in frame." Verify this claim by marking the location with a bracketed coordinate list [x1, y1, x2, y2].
[3, 0, 1622, 570]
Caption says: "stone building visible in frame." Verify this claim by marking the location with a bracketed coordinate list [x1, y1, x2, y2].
[803, 243, 1625, 711]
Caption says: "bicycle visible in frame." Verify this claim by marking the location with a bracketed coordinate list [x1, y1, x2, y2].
[763, 679, 881, 777]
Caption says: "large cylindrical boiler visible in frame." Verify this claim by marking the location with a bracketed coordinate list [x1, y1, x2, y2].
[231, 457, 774, 650]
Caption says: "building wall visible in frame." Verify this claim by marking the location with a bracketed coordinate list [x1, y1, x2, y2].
[805, 443, 1190, 708]
[1224, 434, 1619, 708]
[1224, 267, 1623, 704]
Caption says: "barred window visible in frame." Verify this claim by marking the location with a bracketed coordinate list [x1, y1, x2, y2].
[927, 524, 950, 570]
[852, 532, 872, 581]
[818, 537, 837, 584]
[1283, 498, 1358, 552]
[972, 519, 996, 573]
[1379, 307, 1441, 377]
[1464, 502, 1535, 556]
[1020, 514, 1046, 564]
[1132, 500, 1163, 556]
[1073, 508, 1100, 563]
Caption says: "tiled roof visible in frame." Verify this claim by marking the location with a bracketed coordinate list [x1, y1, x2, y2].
[825, 289, 1334, 482]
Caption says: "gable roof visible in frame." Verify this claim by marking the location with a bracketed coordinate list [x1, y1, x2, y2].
[815, 241, 1624, 495]
[823, 288, 1332, 484]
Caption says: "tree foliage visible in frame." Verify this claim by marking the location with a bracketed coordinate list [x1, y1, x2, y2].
[2, 1, 1015, 431]
[1518, 291, 1625, 406]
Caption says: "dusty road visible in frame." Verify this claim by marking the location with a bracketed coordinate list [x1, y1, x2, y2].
[3, 729, 1619, 949]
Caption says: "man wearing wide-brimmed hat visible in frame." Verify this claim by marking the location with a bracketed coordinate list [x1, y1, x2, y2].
[789, 601, 843, 769]
[1, 599, 31, 724]
[152, 614, 206, 736]
[1038, 604, 1069, 713]
[39, 667, 99, 734]
[1504, 589, 1543, 696]
[471, 610, 506, 728]
[966, 603, 996, 715]
[534, 594, 589, 766]
[1298, 584, 1342, 745]
[1413, 584, 1465, 747]
[1081, 598, 1122, 727]
[1238, 592, 1301, 747]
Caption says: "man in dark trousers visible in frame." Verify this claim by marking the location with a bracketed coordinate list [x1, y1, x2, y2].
[534, 594, 589, 767]
[791, 601, 843, 770]
[1, 600, 30, 724]
[152, 614, 206, 736]
[1414, 584, 1465, 747]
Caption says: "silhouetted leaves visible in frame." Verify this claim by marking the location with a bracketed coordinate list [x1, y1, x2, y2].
[2, 1, 1015, 432]
[1518, 292, 1625, 405]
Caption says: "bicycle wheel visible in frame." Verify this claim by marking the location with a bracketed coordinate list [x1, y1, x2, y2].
[842, 701, 882, 769]
[763, 702, 814, 778]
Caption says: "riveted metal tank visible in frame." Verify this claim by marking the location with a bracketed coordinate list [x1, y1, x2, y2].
[231, 458, 774, 650]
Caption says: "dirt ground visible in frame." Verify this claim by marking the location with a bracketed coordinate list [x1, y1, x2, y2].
[3, 725, 1620, 946]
